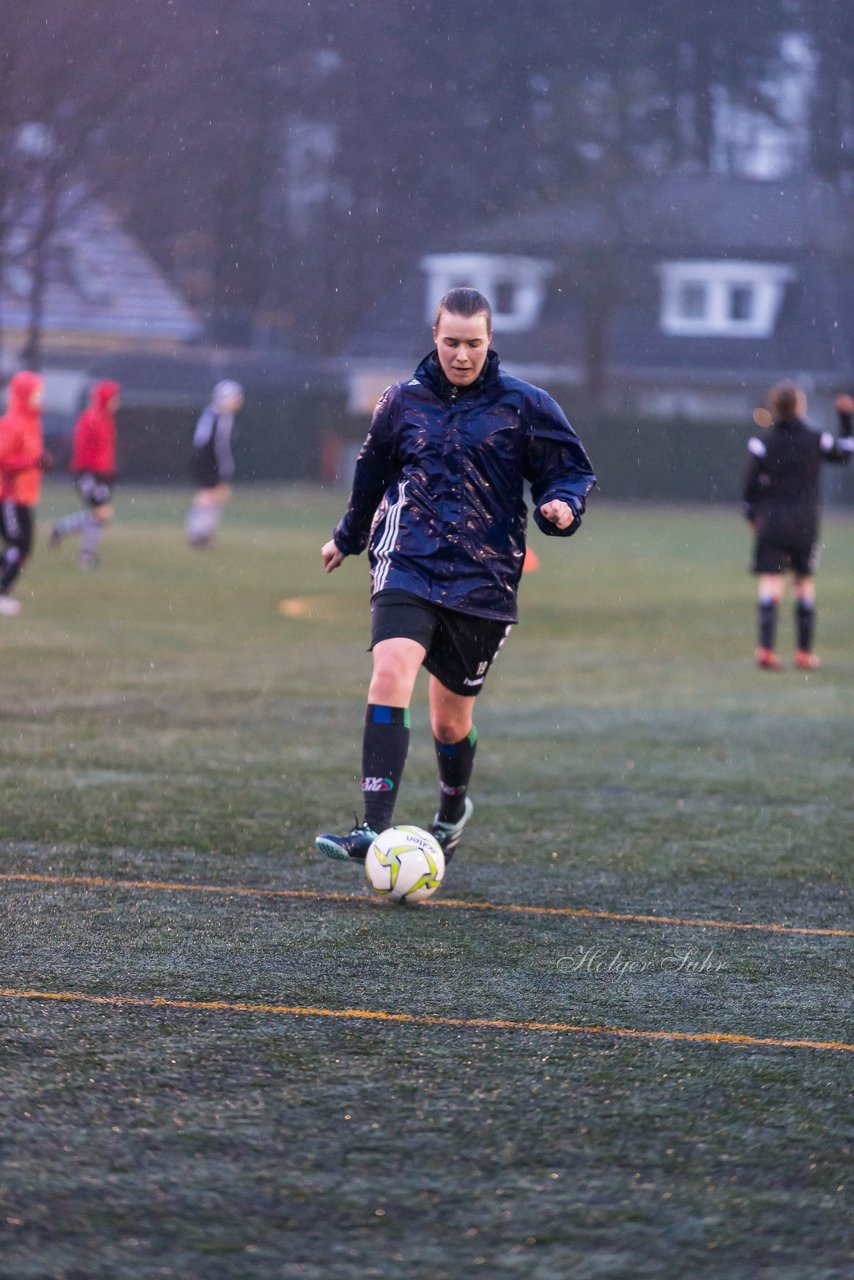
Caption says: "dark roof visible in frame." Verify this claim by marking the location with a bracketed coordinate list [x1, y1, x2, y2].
[454, 175, 854, 257]
[346, 273, 427, 362]
[608, 254, 853, 383]
[347, 176, 854, 388]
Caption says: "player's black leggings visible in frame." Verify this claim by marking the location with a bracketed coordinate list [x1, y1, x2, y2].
[0, 500, 34, 592]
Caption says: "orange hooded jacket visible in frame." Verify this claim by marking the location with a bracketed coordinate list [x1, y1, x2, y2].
[0, 371, 44, 506]
[71, 380, 119, 476]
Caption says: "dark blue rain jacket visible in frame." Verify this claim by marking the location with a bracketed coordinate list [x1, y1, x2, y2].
[332, 350, 596, 622]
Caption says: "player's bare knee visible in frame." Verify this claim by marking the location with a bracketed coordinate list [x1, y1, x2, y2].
[372, 654, 406, 686]
[431, 714, 472, 745]
[369, 655, 418, 706]
[758, 574, 785, 604]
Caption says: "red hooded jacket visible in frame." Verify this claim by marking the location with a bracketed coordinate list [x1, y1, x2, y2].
[71, 380, 119, 476]
[0, 371, 45, 505]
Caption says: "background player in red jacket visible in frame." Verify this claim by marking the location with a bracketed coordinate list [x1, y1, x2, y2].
[0, 371, 47, 616]
[50, 380, 120, 568]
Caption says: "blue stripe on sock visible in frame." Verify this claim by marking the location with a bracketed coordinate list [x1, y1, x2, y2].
[366, 705, 411, 728]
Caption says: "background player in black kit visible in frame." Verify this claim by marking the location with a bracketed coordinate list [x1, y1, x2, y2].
[185, 380, 244, 547]
[743, 382, 853, 671]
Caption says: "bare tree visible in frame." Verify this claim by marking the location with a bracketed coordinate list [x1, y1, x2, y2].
[3, 0, 827, 378]
[0, 0, 205, 368]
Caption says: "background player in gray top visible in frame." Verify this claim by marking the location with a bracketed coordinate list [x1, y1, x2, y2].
[185, 380, 244, 548]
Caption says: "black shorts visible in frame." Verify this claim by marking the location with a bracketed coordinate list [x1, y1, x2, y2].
[76, 472, 113, 508]
[370, 589, 512, 697]
[752, 534, 817, 577]
[0, 501, 34, 557]
[191, 445, 226, 490]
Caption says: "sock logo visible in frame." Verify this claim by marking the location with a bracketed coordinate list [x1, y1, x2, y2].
[362, 776, 394, 792]
[439, 782, 467, 796]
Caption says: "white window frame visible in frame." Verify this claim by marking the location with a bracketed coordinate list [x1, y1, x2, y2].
[658, 260, 795, 338]
[421, 252, 552, 333]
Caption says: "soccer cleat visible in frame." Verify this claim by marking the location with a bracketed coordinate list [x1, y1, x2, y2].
[0, 595, 22, 616]
[315, 823, 378, 862]
[755, 647, 782, 671]
[428, 795, 474, 862]
[794, 650, 821, 671]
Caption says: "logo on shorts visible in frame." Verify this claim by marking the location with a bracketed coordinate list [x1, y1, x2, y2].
[362, 777, 394, 792]
[463, 659, 489, 687]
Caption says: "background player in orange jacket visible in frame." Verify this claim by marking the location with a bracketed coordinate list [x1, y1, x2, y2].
[0, 371, 47, 616]
[50, 380, 120, 568]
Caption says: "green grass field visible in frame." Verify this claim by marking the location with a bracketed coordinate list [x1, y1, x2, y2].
[1, 485, 852, 1279]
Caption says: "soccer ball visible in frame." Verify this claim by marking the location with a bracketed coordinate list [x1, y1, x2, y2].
[364, 825, 446, 904]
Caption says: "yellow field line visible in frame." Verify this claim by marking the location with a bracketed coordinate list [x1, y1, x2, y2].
[1, 871, 851, 938]
[0, 987, 851, 1053]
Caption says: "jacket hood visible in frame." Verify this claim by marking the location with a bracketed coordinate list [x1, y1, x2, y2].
[91, 380, 121, 411]
[8, 371, 43, 415]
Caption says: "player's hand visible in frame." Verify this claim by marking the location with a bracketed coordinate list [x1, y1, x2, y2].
[321, 539, 345, 573]
[539, 500, 575, 530]
[834, 393, 854, 414]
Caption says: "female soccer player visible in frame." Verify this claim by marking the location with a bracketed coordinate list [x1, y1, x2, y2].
[743, 382, 853, 670]
[315, 288, 596, 863]
[0, 371, 46, 616]
[50, 380, 121, 568]
[185, 380, 244, 547]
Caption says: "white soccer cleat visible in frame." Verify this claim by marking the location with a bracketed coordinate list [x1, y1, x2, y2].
[428, 796, 474, 862]
[0, 596, 22, 616]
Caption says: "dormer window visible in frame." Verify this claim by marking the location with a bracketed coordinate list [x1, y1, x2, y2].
[658, 260, 794, 337]
[728, 283, 754, 322]
[678, 281, 708, 321]
[421, 252, 552, 333]
[493, 277, 517, 317]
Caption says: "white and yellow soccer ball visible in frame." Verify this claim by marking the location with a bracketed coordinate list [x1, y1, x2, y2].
[364, 825, 446, 904]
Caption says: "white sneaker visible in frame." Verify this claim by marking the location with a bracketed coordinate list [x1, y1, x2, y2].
[0, 595, 22, 616]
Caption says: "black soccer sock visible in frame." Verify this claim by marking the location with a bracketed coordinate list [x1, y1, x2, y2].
[434, 726, 478, 823]
[758, 598, 777, 651]
[796, 599, 815, 652]
[361, 705, 410, 832]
